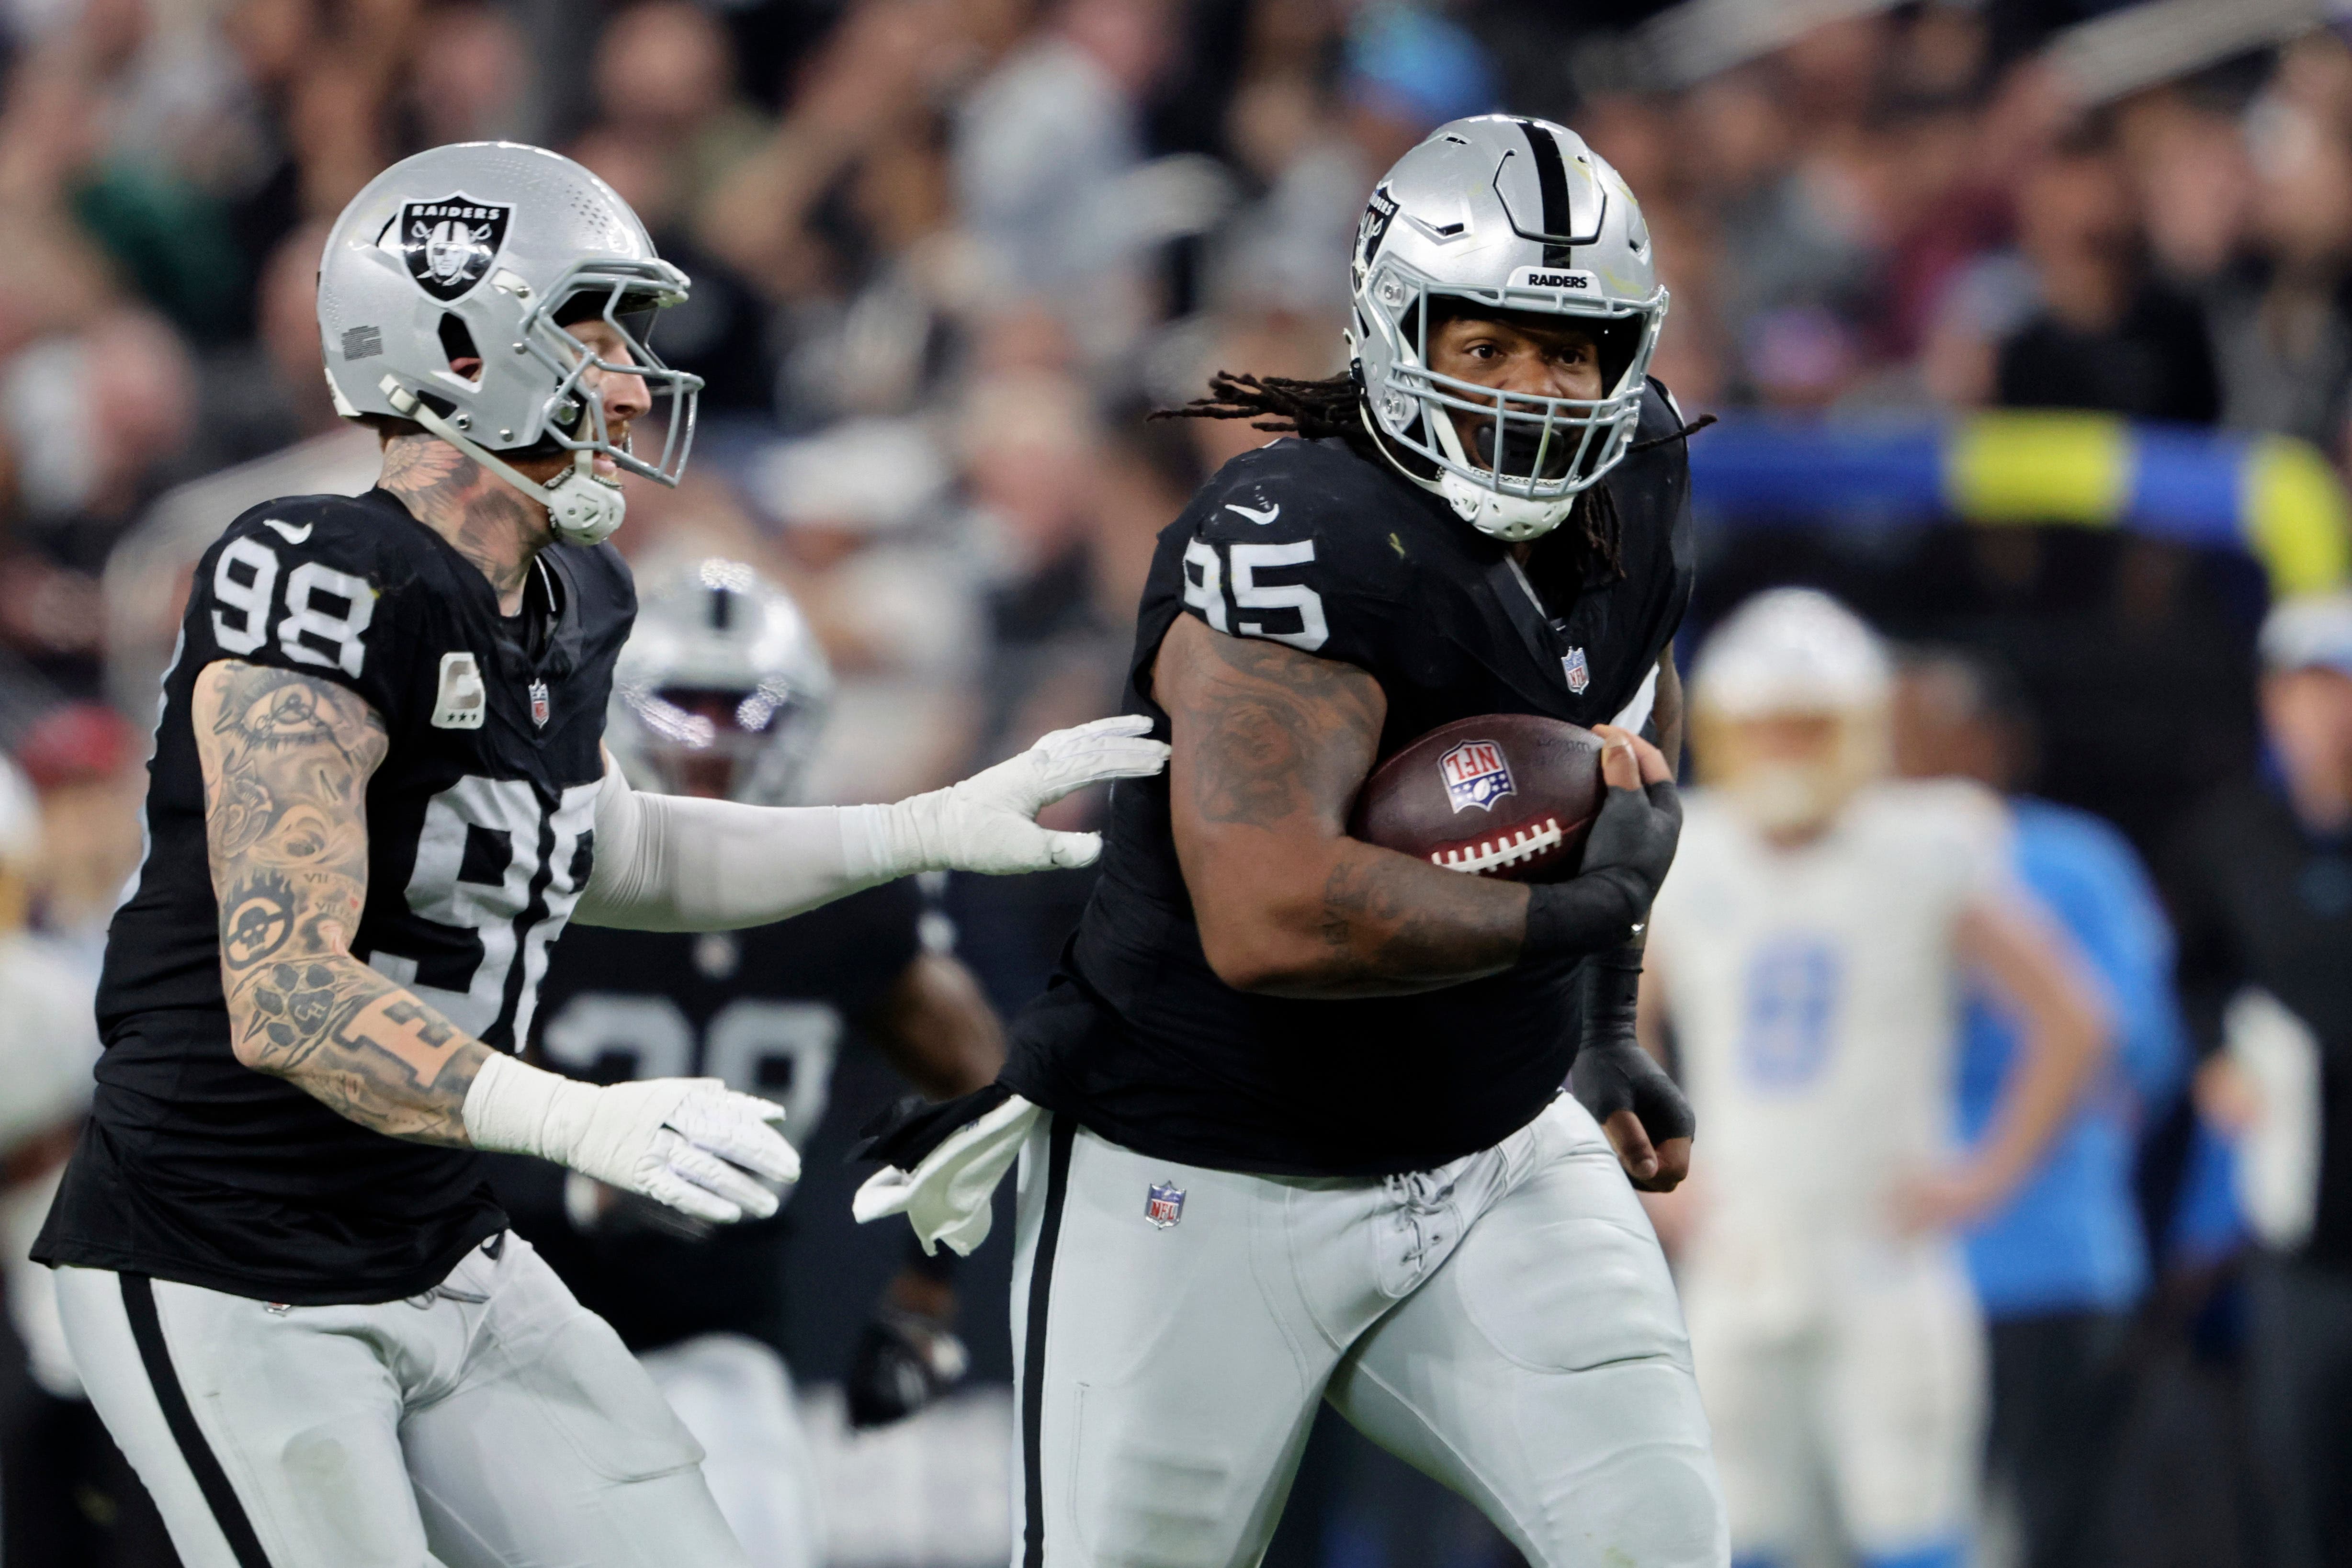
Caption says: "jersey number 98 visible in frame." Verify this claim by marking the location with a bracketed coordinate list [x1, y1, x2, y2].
[211, 534, 376, 678]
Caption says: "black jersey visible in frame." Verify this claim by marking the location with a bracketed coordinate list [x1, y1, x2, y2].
[1003, 388, 1694, 1176]
[35, 488, 631, 1304]
[486, 881, 927, 1354]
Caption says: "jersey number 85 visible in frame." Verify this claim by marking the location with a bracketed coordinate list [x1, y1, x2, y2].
[1183, 538, 1329, 652]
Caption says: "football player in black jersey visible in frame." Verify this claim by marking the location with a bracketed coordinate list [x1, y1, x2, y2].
[32, 142, 1165, 1568]
[488, 558, 1003, 1568]
[858, 116, 1724, 1568]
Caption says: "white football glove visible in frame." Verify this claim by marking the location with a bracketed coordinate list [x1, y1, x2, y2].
[463, 1054, 802, 1225]
[856, 715, 1169, 876]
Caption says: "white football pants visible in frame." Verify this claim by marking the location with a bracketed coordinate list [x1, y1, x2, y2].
[1681, 1234, 1985, 1567]
[54, 1233, 749, 1568]
[639, 1332, 824, 1568]
[1008, 1094, 1728, 1568]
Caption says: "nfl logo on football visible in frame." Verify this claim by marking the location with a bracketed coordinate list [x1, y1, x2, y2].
[1438, 739, 1516, 813]
[1144, 1181, 1186, 1229]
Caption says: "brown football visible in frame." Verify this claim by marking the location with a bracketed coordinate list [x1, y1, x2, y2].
[1348, 714, 1607, 883]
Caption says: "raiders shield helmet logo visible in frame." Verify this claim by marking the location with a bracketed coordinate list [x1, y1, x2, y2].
[1351, 184, 1399, 293]
[398, 195, 512, 301]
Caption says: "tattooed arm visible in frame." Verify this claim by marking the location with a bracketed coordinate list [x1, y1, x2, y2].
[194, 660, 489, 1145]
[1157, 614, 1536, 998]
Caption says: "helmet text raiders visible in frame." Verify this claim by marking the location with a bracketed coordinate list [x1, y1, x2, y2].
[317, 142, 704, 546]
[1347, 116, 1668, 543]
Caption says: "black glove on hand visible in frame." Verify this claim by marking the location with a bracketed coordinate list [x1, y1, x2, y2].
[1570, 1036, 1697, 1140]
[1524, 774, 1684, 961]
[846, 1307, 972, 1430]
[1567, 940, 1696, 1155]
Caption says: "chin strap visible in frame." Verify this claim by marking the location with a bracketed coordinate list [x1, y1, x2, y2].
[379, 378, 627, 546]
[1421, 395, 1575, 543]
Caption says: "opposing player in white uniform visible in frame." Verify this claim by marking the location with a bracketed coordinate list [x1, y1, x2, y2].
[1641, 591, 2105, 1568]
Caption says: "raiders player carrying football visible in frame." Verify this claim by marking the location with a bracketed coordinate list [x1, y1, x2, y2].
[490, 558, 1004, 1568]
[31, 142, 1165, 1568]
[860, 116, 1724, 1568]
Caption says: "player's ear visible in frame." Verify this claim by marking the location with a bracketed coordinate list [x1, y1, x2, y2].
[439, 314, 483, 386]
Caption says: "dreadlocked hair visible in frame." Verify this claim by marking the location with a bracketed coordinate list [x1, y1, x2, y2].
[1150, 370, 1375, 454]
[1151, 372, 1717, 584]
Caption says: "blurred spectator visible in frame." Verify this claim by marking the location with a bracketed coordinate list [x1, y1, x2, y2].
[570, 0, 780, 415]
[692, 0, 967, 418]
[953, 0, 1173, 356]
[2116, 92, 2250, 293]
[0, 307, 197, 696]
[1894, 648, 2190, 1568]
[2208, 87, 2352, 451]
[1342, 2, 1496, 171]
[1994, 127, 2220, 423]
[1206, 1, 1494, 326]
[962, 369, 1116, 754]
[2166, 592, 2352, 1568]
[0, 754, 154, 1566]
[751, 416, 979, 802]
[407, 1, 534, 147]
[592, 0, 767, 214]
[1, 309, 194, 561]
[191, 218, 339, 470]
[19, 700, 142, 967]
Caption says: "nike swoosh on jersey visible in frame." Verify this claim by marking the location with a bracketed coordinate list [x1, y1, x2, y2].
[262, 519, 314, 543]
[1224, 502, 1280, 525]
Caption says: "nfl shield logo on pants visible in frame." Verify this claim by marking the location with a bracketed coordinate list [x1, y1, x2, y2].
[1145, 1182, 1186, 1229]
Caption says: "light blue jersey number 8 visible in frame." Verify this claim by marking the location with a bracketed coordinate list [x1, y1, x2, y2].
[1737, 936, 1842, 1089]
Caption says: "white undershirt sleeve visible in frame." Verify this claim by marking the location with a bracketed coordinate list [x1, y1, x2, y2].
[572, 754, 901, 932]
[573, 717, 1168, 931]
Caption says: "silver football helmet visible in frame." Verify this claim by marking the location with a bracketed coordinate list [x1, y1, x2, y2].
[608, 558, 835, 805]
[1347, 116, 1668, 543]
[317, 141, 703, 547]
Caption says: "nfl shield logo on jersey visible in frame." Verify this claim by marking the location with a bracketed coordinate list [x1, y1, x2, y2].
[1437, 739, 1515, 813]
[528, 680, 551, 728]
[1562, 646, 1592, 694]
[1145, 1181, 1186, 1229]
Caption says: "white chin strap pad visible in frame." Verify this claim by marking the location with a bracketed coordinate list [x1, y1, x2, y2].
[538, 456, 628, 547]
[381, 381, 628, 547]
[1440, 469, 1573, 542]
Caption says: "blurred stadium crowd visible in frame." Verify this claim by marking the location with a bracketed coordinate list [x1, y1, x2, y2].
[0, 0, 2348, 1564]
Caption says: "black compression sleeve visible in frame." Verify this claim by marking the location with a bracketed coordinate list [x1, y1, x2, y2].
[1566, 938, 1697, 1145]
[1571, 937, 1645, 1045]
[1523, 870, 1647, 960]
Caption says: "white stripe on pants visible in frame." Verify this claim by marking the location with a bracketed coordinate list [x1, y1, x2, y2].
[55, 1233, 751, 1568]
[1008, 1094, 1729, 1568]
